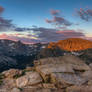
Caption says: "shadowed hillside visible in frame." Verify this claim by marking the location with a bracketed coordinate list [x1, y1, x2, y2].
[48, 38, 92, 51]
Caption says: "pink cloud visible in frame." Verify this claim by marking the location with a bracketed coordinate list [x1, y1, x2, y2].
[45, 9, 72, 28]
[0, 6, 4, 14]
[50, 9, 60, 15]
[45, 19, 52, 23]
[56, 29, 85, 38]
[0, 33, 40, 44]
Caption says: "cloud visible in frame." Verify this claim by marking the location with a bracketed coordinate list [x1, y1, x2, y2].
[50, 9, 60, 16]
[45, 9, 72, 28]
[56, 30, 85, 38]
[0, 6, 13, 31]
[31, 27, 86, 42]
[45, 16, 72, 27]
[45, 19, 52, 23]
[0, 6, 4, 14]
[53, 16, 72, 26]
[77, 8, 92, 21]
[0, 33, 40, 44]
[0, 17, 13, 31]
[15, 27, 31, 32]
[0, 27, 90, 43]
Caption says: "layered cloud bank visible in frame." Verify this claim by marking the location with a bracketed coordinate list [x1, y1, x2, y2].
[0, 27, 91, 44]
[0, 6, 92, 44]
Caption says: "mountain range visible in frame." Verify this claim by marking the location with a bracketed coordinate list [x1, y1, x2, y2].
[0, 39, 47, 72]
[0, 38, 92, 72]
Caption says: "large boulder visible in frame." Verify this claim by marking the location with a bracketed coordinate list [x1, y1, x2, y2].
[35, 64, 74, 83]
[35, 55, 90, 71]
[36, 64, 74, 74]
[26, 72, 43, 86]
[2, 69, 23, 78]
[51, 73, 87, 88]
[0, 79, 16, 90]
[16, 72, 43, 88]
[16, 75, 29, 88]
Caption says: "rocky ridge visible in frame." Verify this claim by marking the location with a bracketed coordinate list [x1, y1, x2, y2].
[0, 55, 92, 92]
[48, 38, 92, 51]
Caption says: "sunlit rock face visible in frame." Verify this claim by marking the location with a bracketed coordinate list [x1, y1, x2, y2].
[48, 38, 92, 51]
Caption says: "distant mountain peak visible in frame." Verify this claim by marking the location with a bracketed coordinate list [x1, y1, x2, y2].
[48, 38, 92, 51]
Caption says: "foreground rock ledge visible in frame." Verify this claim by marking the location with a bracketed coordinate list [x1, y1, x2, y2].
[0, 55, 92, 92]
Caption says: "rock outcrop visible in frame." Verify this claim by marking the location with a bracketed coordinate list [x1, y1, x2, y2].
[48, 38, 92, 51]
[0, 55, 92, 92]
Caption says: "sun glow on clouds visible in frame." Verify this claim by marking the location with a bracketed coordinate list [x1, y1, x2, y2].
[0, 28, 91, 44]
[0, 31, 38, 39]
[86, 33, 92, 37]
[0, 31, 39, 44]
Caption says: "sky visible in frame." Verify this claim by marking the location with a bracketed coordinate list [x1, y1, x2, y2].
[0, 0, 92, 44]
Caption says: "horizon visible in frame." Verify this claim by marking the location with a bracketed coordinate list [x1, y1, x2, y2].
[0, 0, 92, 43]
[0, 37, 91, 45]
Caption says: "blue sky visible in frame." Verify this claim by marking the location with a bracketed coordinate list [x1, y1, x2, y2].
[0, 0, 92, 43]
[0, 0, 91, 27]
